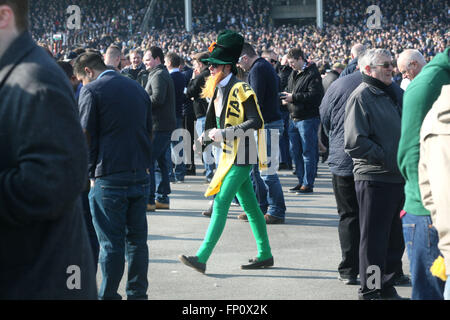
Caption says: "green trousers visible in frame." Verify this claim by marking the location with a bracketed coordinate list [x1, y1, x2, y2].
[196, 165, 272, 263]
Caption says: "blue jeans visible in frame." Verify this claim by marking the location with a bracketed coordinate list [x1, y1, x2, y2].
[167, 117, 186, 181]
[150, 131, 171, 205]
[402, 213, 445, 300]
[288, 117, 320, 188]
[251, 119, 286, 219]
[89, 170, 150, 300]
[279, 110, 292, 166]
[195, 116, 215, 180]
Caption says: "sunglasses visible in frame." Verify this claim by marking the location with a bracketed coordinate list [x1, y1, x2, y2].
[270, 59, 277, 64]
[209, 63, 221, 69]
[372, 61, 395, 69]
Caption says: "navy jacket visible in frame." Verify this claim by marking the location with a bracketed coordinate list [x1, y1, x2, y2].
[181, 66, 194, 117]
[248, 58, 281, 123]
[79, 71, 153, 178]
[170, 70, 187, 119]
[320, 71, 404, 177]
[320, 72, 363, 176]
[0, 32, 97, 299]
[339, 58, 358, 78]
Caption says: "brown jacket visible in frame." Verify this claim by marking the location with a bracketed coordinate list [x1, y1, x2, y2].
[419, 84, 450, 273]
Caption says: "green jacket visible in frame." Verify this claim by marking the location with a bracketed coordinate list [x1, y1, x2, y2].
[397, 48, 450, 216]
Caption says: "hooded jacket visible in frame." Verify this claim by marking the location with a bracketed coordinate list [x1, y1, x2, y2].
[419, 84, 450, 273]
[397, 48, 450, 216]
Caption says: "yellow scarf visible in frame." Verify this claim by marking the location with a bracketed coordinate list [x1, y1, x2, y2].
[205, 82, 268, 197]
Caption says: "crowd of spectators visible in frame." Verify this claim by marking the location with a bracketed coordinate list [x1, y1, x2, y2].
[31, 0, 448, 69]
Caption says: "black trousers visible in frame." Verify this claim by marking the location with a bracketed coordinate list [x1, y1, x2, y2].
[82, 189, 99, 272]
[355, 180, 405, 295]
[183, 113, 196, 170]
[332, 174, 360, 278]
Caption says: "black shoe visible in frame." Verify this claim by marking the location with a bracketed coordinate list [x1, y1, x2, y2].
[202, 205, 213, 217]
[264, 214, 285, 224]
[338, 275, 358, 285]
[358, 289, 382, 300]
[185, 168, 196, 176]
[178, 255, 206, 274]
[296, 186, 313, 194]
[279, 163, 291, 170]
[393, 273, 411, 286]
[380, 286, 409, 300]
[241, 256, 274, 269]
[289, 184, 302, 193]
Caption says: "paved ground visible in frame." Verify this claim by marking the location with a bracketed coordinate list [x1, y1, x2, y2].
[97, 162, 412, 300]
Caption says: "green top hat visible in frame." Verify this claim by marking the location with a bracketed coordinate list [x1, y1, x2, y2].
[202, 30, 244, 66]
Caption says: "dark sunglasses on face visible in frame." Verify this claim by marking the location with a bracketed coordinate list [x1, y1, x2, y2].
[372, 61, 395, 69]
[209, 63, 220, 69]
[270, 59, 277, 64]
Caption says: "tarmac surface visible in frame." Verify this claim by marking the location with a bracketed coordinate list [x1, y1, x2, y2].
[97, 162, 412, 300]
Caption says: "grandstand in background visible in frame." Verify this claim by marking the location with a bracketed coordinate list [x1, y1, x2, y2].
[271, 0, 317, 26]
[139, 0, 321, 31]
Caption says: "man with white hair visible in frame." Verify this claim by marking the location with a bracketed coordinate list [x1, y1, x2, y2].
[397, 49, 427, 90]
[345, 49, 406, 300]
[339, 43, 366, 78]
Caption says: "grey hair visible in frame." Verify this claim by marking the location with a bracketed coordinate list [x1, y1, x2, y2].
[358, 48, 392, 74]
[398, 49, 426, 67]
[351, 43, 366, 59]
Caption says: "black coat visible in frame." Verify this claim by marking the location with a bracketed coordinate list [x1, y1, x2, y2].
[277, 64, 292, 92]
[277, 64, 292, 112]
[186, 68, 210, 119]
[145, 64, 177, 132]
[286, 63, 324, 120]
[0, 32, 97, 299]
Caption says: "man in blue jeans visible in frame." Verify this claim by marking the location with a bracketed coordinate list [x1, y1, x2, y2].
[238, 42, 286, 224]
[166, 52, 187, 183]
[75, 52, 153, 300]
[143, 46, 177, 210]
[281, 47, 324, 194]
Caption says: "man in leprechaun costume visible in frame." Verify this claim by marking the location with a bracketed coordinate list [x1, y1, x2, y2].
[178, 30, 274, 273]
